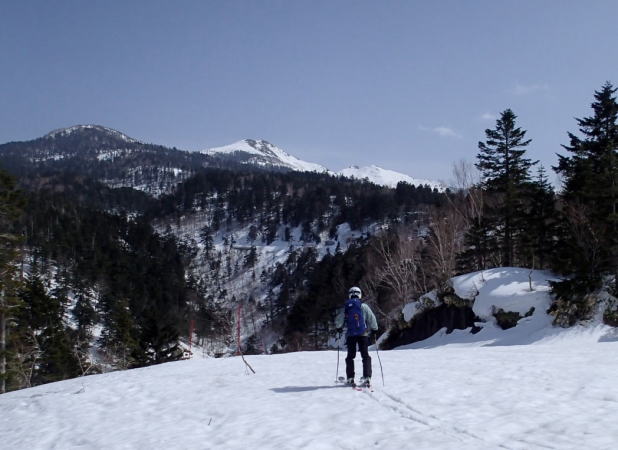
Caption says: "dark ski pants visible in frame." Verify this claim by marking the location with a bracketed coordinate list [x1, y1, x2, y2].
[345, 335, 372, 379]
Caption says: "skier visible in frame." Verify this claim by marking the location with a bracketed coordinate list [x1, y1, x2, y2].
[335, 286, 378, 387]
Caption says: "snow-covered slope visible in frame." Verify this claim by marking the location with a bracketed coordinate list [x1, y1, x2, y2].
[167, 218, 371, 355]
[338, 164, 444, 190]
[203, 139, 328, 173]
[2, 328, 617, 449]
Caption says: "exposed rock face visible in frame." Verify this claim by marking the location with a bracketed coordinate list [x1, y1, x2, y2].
[381, 303, 479, 350]
[549, 293, 597, 327]
[604, 307, 618, 327]
[493, 307, 535, 330]
[602, 294, 618, 327]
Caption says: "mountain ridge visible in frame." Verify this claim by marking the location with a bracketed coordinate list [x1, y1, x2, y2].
[0, 125, 442, 189]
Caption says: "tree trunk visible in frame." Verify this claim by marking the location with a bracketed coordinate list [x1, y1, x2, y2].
[610, 148, 618, 294]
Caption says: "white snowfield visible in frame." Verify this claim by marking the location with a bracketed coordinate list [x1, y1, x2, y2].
[1, 328, 617, 449]
[338, 164, 445, 190]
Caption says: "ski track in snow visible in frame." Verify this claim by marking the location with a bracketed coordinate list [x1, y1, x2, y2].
[1, 337, 618, 450]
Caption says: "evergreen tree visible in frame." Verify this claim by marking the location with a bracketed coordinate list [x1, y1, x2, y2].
[457, 205, 495, 272]
[199, 226, 214, 253]
[247, 225, 258, 243]
[100, 295, 140, 368]
[73, 292, 97, 341]
[244, 246, 258, 268]
[15, 277, 80, 385]
[555, 82, 618, 291]
[523, 166, 556, 268]
[37, 321, 80, 384]
[0, 169, 23, 393]
[476, 109, 537, 266]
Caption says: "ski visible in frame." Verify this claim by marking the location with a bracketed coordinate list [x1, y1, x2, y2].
[353, 385, 373, 392]
[355, 378, 374, 392]
[354, 383, 373, 392]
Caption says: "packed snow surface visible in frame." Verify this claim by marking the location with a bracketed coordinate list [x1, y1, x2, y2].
[2, 326, 617, 449]
[338, 164, 444, 190]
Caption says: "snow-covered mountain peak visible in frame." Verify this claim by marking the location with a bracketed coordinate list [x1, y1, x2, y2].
[204, 139, 274, 157]
[44, 125, 138, 143]
[338, 164, 444, 190]
[203, 138, 328, 173]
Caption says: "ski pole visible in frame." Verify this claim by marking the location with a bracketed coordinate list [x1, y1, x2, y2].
[374, 334, 384, 387]
[335, 332, 341, 382]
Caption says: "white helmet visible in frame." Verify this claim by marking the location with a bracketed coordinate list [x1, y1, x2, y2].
[348, 286, 362, 299]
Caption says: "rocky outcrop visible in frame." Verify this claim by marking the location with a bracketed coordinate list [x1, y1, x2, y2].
[381, 304, 479, 349]
[493, 307, 535, 330]
[603, 295, 618, 327]
[549, 293, 597, 327]
[381, 286, 479, 350]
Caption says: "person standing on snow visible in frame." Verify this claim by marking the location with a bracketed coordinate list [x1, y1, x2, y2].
[335, 286, 378, 387]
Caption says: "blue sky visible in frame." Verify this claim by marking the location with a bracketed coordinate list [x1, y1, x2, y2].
[2, 0, 617, 182]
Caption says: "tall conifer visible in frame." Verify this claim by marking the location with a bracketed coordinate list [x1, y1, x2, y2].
[555, 82, 618, 290]
[476, 109, 537, 266]
[523, 166, 556, 268]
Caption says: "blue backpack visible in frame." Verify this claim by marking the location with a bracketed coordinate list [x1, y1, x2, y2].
[345, 298, 366, 336]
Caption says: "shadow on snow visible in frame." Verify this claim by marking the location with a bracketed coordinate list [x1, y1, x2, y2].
[270, 385, 348, 393]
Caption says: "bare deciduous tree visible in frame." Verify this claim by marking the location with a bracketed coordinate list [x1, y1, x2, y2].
[450, 159, 485, 229]
[13, 330, 41, 390]
[73, 338, 97, 377]
[448, 159, 494, 270]
[426, 206, 466, 290]
[366, 227, 426, 313]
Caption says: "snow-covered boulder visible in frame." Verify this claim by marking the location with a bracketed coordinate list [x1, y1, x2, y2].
[388, 267, 567, 349]
[452, 267, 560, 325]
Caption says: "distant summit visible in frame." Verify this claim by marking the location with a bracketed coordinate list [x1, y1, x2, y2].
[338, 164, 444, 190]
[203, 139, 443, 189]
[44, 125, 138, 144]
[0, 124, 202, 196]
[202, 139, 328, 173]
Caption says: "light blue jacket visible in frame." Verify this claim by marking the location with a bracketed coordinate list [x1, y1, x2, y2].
[335, 300, 378, 337]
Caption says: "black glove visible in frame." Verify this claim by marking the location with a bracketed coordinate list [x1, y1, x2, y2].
[371, 329, 379, 340]
[336, 327, 343, 334]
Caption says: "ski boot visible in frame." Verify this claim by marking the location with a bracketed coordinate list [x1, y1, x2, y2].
[346, 378, 356, 387]
[359, 377, 371, 388]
